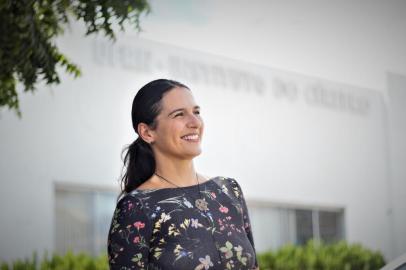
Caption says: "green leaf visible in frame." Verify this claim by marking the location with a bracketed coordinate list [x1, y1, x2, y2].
[0, 0, 150, 117]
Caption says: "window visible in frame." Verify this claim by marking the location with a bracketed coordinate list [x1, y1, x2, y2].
[319, 210, 344, 242]
[295, 209, 314, 245]
[248, 203, 344, 252]
[55, 183, 118, 256]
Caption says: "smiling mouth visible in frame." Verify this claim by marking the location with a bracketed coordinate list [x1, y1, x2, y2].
[181, 134, 199, 142]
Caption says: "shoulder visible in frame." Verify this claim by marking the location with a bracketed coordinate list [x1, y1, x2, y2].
[115, 191, 152, 218]
[213, 176, 244, 197]
[213, 175, 240, 186]
[117, 189, 145, 204]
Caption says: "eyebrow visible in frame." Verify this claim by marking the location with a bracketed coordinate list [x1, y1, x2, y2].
[168, 106, 200, 116]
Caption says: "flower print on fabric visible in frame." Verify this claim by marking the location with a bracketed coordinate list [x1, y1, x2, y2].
[107, 176, 259, 270]
[195, 255, 214, 270]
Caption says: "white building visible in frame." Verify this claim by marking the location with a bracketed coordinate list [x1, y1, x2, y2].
[1, 0, 405, 263]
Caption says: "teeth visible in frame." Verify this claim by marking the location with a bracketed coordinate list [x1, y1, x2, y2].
[182, 134, 199, 140]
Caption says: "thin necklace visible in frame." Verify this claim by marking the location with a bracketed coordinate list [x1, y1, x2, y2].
[154, 172, 200, 188]
[154, 172, 207, 210]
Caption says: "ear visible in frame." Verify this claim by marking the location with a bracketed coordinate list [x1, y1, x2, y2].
[137, 122, 156, 144]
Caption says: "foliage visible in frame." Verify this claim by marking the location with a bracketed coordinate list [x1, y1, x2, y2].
[0, 241, 386, 270]
[0, 251, 108, 270]
[0, 0, 150, 117]
[257, 240, 386, 270]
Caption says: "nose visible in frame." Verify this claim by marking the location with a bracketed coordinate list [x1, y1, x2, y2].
[186, 112, 202, 129]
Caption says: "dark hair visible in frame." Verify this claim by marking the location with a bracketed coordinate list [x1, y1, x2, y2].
[119, 79, 189, 198]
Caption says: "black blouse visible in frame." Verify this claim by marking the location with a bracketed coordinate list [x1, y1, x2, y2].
[107, 176, 258, 270]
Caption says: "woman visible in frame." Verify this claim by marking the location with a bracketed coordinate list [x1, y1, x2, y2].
[108, 79, 259, 270]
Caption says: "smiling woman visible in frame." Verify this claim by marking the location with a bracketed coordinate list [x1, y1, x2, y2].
[107, 79, 259, 270]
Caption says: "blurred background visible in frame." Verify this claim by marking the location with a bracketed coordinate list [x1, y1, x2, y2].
[1, 0, 405, 265]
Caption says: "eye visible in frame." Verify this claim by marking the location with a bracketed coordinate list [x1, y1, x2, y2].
[174, 110, 200, 118]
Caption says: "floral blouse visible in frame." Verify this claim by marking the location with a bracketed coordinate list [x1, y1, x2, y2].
[107, 176, 258, 270]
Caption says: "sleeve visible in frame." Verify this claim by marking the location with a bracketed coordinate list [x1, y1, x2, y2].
[107, 195, 152, 270]
[230, 178, 259, 269]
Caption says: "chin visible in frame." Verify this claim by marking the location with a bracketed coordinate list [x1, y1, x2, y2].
[183, 149, 202, 159]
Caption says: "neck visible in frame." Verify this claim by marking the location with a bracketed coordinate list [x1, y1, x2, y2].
[153, 152, 198, 186]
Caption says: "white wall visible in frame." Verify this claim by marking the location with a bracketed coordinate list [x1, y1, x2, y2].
[140, 0, 406, 93]
[387, 72, 406, 259]
[1, 0, 405, 262]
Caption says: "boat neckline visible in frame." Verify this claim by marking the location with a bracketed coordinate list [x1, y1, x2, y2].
[131, 176, 220, 193]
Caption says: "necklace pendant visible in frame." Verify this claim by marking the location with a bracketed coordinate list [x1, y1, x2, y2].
[195, 198, 208, 211]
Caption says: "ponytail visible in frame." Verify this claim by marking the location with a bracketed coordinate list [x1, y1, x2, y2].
[119, 137, 155, 200]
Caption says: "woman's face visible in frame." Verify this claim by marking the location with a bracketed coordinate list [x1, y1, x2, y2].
[150, 87, 204, 160]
